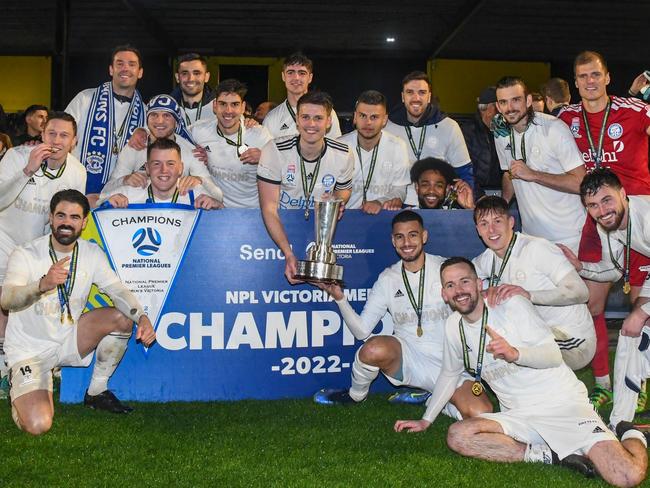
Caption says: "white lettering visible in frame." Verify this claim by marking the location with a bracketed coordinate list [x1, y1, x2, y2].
[190, 312, 224, 350]
[265, 311, 308, 348]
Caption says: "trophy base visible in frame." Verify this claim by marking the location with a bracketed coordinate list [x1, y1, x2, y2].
[295, 260, 343, 284]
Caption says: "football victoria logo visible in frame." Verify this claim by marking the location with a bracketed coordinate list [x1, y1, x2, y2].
[132, 227, 162, 256]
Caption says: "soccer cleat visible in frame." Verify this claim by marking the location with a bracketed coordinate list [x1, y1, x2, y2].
[84, 390, 134, 414]
[616, 421, 650, 444]
[552, 452, 597, 479]
[387, 388, 431, 405]
[313, 388, 360, 405]
[0, 374, 9, 401]
[589, 385, 613, 410]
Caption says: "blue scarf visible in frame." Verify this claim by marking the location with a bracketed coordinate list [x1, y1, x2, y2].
[79, 82, 145, 194]
[146, 94, 197, 146]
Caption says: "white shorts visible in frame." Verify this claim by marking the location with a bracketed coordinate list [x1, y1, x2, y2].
[385, 336, 470, 392]
[479, 402, 617, 460]
[9, 325, 92, 401]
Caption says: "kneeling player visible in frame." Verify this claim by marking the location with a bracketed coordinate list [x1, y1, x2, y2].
[313, 210, 492, 420]
[1, 190, 156, 435]
[395, 258, 647, 487]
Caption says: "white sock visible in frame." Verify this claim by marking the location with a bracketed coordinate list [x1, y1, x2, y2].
[595, 375, 611, 390]
[348, 349, 379, 402]
[622, 429, 648, 448]
[524, 443, 553, 464]
[87, 332, 129, 396]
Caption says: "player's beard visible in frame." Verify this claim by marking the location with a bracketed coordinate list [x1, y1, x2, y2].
[398, 245, 423, 263]
[449, 290, 479, 315]
[598, 206, 626, 232]
[52, 224, 81, 246]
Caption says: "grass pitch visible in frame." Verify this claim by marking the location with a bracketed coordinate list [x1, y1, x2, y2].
[1, 393, 619, 487]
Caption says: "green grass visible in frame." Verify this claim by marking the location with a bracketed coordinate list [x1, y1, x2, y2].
[0, 394, 618, 487]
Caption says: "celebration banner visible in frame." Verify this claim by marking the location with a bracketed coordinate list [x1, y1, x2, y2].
[61, 209, 500, 402]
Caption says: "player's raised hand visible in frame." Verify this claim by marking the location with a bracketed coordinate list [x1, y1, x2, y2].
[192, 145, 208, 164]
[40, 256, 71, 292]
[492, 284, 530, 305]
[123, 171, 148, 188]
[25, 143, 54, 176]
[485, 326, 519, 362]
[394, 419, 431, 433]
[177, 175, 201, 195]
[556, 243, 582, 272]
[127, 128, 148, 150]
[108, 194, 129, 208]
[313, 281, 344, 301]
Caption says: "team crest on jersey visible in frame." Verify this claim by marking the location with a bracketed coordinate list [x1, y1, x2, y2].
[515, 270, 526, 282]
[607, 123, 623, 139]
[284, 164, 296, 186]
[570, 117, 581, 138]
[321, 174, 335, 189]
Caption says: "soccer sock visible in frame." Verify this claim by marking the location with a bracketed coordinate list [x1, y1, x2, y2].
[524, 443, 553, 464]
[595, 375, 612, 390]
[621, 429, 648, 448]
[348, 350, 379, 402]
[591, 313, 610, 383]
[87, 332, 130, 396]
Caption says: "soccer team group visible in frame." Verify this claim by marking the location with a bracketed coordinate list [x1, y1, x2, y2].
[1, 45, 650, 486]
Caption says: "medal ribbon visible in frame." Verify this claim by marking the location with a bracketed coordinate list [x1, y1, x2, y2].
[147, 185, 179, 203]
[48, 236, 78, 324]
[508, 129, 527, 163]
[405, 125, 426, 160]
[489, 233, 518, 287]
[355, 140, 379, 203]
[216, 125, 243, 150]
[607, 206, 631, 293]
[458, 305, 489, 384]
[299, 144, 323, 218]
[286, 100, 297, 123]
[401, 259, 425, 337]
[182, 99, 202, 125]
[40, 160, 67, 179]
[581, 98, 611, 169]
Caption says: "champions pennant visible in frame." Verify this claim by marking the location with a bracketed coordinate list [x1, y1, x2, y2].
[92, 203, 201, 351]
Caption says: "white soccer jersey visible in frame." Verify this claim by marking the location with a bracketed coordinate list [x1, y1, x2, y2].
[102, 135, 222, 200]
[178, 100, 216, 125]
[472, 233, 593, 339]
[4, 236, 126, 366]
[358, 253, 451, 354]
[263, 100, 342, 138]
[384, 117, 471, 167]
[65, 88, 133, 162]
[494, 113, 586, 248]
[0, 146, 87, 280]
[257, 136, 354, 210]
[337, 130, 411, 209]
[426, 296, 588, 422]
[190, 120, 273, 208]
[98, 181, 207, 206]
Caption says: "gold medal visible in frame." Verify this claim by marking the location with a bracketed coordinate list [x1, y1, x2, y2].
[417, 325, 423, 337]
[113, 144, 119, 155]
[623, 282, 631, 294]
[471, 382, 483, 396]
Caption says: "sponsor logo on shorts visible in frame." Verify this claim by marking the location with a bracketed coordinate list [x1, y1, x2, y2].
[132, 227, 162, 256]
[607, 123, 623, 139]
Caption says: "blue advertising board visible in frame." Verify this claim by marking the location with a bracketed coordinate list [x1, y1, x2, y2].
[61, 208, 499, 402]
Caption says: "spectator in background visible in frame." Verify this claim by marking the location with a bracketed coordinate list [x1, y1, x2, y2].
[461, 87, 502, 199]
[410, 157, 474, 210]
[254, 101, 278, 123]
[531, 92, 545, 113]
[11, 105, 48, 146]
[0, 133, 12, 160]
[543, 77, 571, 116]
[627, 70, 650, 102]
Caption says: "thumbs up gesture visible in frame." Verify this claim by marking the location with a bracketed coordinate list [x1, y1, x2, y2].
[485, 326, 519, 363]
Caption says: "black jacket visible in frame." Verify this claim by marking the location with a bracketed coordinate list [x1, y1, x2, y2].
[460, 112, 502, 198]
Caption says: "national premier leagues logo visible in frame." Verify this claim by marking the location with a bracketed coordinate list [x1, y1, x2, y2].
[132, 227, 162, 256]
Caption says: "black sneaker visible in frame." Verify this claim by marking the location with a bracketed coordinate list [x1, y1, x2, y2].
[552, 451, 597, 479]
[313, 388, 361, 405]
[84, 390, 134, 414]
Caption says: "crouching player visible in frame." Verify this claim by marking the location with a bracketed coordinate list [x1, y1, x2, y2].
[1, 190, 156, 435]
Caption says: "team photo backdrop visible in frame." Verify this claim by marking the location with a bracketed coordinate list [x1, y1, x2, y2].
[62, 208, 501, 402]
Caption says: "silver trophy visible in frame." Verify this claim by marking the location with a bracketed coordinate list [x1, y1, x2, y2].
[295, 198, 344, 284]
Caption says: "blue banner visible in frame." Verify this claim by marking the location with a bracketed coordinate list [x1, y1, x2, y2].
[61, 209, 495, 402]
